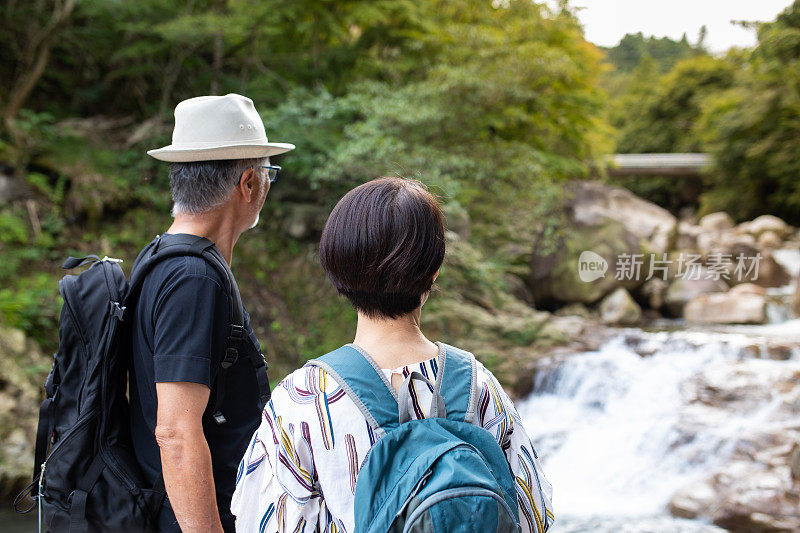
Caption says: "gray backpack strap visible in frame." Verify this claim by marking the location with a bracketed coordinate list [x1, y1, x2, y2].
[435, 343, 478, 423]
[305, 345, 399, 437]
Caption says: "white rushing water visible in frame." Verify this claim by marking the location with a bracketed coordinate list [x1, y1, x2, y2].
[519, 319, 800, 531]
[519, 248, 800, 532]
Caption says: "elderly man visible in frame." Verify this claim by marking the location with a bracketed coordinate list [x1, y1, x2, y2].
[130, 94, 294, 532]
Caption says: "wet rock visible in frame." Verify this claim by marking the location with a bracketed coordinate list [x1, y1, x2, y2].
[599, 287, 642, 325]
[664, 271, 729, 317]
[670, 433, 800, 531]
[699, 212, 735, 232]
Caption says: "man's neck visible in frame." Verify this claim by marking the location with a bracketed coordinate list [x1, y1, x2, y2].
[166, 210, 239, 265]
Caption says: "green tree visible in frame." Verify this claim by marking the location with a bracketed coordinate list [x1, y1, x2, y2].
[699, 0, 800, 223]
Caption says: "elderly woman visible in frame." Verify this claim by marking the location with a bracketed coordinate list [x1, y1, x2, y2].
[232, 177, 553, 532]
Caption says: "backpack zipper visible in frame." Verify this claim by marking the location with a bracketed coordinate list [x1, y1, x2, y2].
[401, 486, 518, 533]
[97, 261, 138, 492]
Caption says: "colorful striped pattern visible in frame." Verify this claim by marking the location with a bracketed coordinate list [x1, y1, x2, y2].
[233, 353, 554, 533]
[345, 434, 359, 494]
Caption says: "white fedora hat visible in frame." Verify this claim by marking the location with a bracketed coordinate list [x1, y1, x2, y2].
[147, 93, 295, 162]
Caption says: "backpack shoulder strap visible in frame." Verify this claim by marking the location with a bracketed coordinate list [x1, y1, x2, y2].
[435, 343, 478, 424]
[305, 345, 399, 437]
[128, 234, 269, 423]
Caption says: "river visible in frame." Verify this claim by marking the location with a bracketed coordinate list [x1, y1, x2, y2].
[519, 249, 800, 532]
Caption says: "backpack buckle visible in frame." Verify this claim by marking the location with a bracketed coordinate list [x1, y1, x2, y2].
[227, 324, 245, 343]
[110, 301, 126, 321]
[221, 347, 238, 369]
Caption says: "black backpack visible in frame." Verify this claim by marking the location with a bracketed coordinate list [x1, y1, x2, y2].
[13, 234, 270, 532]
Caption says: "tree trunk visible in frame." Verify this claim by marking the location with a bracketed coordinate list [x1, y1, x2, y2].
[2, 0, 79, 132]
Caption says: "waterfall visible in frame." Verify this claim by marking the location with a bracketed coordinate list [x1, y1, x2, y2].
[518, 327, 800, 532]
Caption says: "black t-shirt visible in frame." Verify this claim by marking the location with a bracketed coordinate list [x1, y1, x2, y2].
[129, 234, 264, 532]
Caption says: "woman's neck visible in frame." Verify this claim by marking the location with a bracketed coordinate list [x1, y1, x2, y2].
[352, 308, 438, 369]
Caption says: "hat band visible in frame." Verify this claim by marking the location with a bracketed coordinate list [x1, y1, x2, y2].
[169, 138, 269, 148]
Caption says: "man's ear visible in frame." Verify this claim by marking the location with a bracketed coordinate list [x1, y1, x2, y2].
[237, 168, 256, 202]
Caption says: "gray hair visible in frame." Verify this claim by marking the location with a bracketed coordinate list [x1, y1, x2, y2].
[169, 157, 267, 216]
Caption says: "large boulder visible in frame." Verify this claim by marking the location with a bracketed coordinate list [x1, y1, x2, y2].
[664, 270, 729, 316]
[529, 181, 677, 306]
[684, 291, 767, 325]
[569, 181, 677, 254]
[599, 287, 641, 325]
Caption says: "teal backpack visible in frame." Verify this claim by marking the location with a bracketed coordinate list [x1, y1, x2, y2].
[306, 343, 521, 533]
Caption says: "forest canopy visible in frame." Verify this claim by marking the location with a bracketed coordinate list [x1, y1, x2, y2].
[2, 0, 800, 367]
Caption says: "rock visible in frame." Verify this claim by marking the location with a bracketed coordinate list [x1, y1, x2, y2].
[669, 480, 717, 519]
[569, 181, 677, 254]
[0, 326, 50, 495]
[758, 230, 784, 249]
[742, 251, 792, 288]
[599, 287, 642, 325]
[684, 292, 767, 324]
[664, 271, 729, 317]
[748, 214, 793, 239]
[529, 181, 676, 306]
[699, 212, 735, 232]
[638, 278, 668, 310]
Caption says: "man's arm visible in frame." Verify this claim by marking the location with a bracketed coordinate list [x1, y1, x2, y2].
[155, 381, 224, 533]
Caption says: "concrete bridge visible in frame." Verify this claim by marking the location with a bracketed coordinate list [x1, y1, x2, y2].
[608, 153, 711, 177]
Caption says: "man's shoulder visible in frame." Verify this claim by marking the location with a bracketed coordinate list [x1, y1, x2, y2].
[142, 253, 227, 294]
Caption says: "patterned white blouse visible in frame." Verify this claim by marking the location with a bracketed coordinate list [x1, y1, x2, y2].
[231, 343, 554, 533]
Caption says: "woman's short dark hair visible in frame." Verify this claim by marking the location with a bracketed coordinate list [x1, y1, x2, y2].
[320, 177, 446, 319]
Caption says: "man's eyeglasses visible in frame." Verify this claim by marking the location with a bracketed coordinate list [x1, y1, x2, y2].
[261, 165, 281, 183]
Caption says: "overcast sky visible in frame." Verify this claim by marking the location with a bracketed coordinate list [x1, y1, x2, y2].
[549, 0, 794, 52]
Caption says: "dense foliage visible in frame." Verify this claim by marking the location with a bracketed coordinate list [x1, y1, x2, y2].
[0, 0, 605, 372]
[606, 1, 800, 222]
[4, 0, 800, 371]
